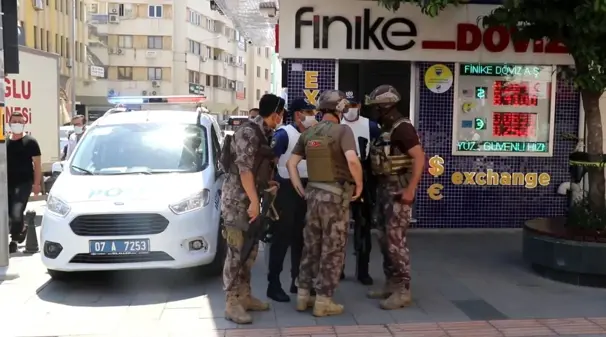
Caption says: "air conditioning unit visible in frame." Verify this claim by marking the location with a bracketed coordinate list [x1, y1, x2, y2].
[229, 81, 236, 90]
[142, 90, 148, 95]
[151, 91, 158, 95]
[145, 51, 157, 58]
[33, 0, 45, 10]
[201, 56, 208, 62]
[152, 81, 160, 88]
[109, 15, 119, 23]
[110, 8, 118, 14]
[115, 48, 123, 55]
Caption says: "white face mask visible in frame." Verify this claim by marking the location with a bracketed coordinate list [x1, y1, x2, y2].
[9, 123, 25, 134]
[344, 108, 359, 121]
[301, 115, 316, 128]
[74, 126, 84, 134]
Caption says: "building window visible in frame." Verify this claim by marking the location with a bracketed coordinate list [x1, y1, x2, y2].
[257, 47, 261, 55]
[60, 36, 65, 57]
[256, 89, 260, 101]
[148, 67, 162, 80]
[243, 64, 247, 76]
[39, 28, 45, 51]
[34, 26, 39, 49]
[188, 71, 200, 84]
[188, 40, 201, 55]
[205, 46, 212, 59]
[90, 3, 98, 13]
[147, 36, 163, 49]
[243, 87, 247, 98]
[148, 5, 162, 18]
[118, 67, 133, 80]
[256, 66, 260, 78]
[118, 35, 133, 48]
[79, 1, 85, 20]
[265, 47, 269, 58]
[55, 33, 59, 53]
[264, 68, 269, 80]
[206, 75, 212, 86]
[46, 31, 51, 52]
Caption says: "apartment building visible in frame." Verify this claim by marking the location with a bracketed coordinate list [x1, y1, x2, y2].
[85, 0, 273, 117]
[18, 0, 92, 115]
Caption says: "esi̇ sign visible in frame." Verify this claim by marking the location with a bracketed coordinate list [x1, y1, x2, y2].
[280, 0, 573, 65]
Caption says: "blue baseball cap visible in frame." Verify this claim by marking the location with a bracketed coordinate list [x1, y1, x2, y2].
[288, 98, 315, 114]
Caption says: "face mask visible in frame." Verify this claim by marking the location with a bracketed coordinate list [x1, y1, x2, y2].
[301, 115, 316, 128]
[74, 126, 84, 134]
[9, 123, 25, 134]
[344, 108, 359, 121]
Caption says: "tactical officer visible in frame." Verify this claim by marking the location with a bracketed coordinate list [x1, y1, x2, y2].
[287, 90, 364, 317]
[340, 98, 381, 285]
[364, 85, 425, 310]
[221, 93, 285, 324]
[266, 98, 318, 302]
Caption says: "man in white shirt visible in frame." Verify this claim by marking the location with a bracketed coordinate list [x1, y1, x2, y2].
[65, 115, 86, 160]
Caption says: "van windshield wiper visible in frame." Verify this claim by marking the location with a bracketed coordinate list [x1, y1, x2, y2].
[71, 165, 95, 175]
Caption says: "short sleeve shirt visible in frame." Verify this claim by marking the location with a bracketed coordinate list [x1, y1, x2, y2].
[391, 121, 420, 154]
[292, 122, 357, 157]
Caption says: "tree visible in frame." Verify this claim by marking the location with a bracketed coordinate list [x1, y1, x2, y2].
[377, 0, 606, 213]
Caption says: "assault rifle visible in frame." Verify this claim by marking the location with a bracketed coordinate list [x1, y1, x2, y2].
[226, 186, 279, 291]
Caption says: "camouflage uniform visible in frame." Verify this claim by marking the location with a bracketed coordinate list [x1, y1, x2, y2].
[221, 115, 272, 324]
[365, 85, 417, 310]
[292, 90, 359, 317]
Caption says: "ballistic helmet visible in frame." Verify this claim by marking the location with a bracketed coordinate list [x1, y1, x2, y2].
[365, 85, 401, 108]
[317, 90, 348, 112]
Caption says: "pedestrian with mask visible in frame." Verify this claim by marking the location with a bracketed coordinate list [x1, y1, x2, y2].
[65, 115, 86, 159]
[365, 85, 425, 310]
[6, 112, 42, 253]
[340, 98, 382, 285]
[249, 108, 259, 119]
[220, 93, 285, 324]
[266, 98, 317, 302]
[287, 90, 363, 317]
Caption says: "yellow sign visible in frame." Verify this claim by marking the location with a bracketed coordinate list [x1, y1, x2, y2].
[303, 71, 320, 106]
[462, 102, 475, 113]
[427, 183, 444, 200]
[451, 170, 550, 189]
[428, 155, 444, 177]
[424, 64, 453, 94]
[0, 106, 4, 141]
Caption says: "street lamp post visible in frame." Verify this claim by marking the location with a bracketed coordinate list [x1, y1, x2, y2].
[70, 0, 77, 116]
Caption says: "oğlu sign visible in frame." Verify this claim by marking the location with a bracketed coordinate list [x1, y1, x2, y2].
[293, 7, 567, 55]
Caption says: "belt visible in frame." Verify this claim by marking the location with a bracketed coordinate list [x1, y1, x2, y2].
[307, 182, 343, 195]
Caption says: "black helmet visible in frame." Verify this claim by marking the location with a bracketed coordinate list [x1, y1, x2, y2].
[365, 85, 401, 109]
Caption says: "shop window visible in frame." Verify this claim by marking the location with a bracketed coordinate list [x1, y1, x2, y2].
[452, 63, 556, 157]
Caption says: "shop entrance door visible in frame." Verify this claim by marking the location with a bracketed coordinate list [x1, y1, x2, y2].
[338, 60, 417, 221]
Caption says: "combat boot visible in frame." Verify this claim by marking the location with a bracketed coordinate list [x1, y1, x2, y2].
[312, 295, 344, 317]
[296, 288, 316, 311]
[379, 288, 412, 310]
[225, 293, 252, 324]
[367, 281, 394, 299]
[240, 286, 270, 311]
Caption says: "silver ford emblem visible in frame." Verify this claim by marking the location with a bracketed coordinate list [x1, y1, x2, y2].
[114, 202, 124, 206]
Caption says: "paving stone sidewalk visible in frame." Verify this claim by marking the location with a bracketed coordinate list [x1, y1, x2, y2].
[3, 230, 606, 337]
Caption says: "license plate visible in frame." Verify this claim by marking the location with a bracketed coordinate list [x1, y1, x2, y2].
[89, 239, 150, 255]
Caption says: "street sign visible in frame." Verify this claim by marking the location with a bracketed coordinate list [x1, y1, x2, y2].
[188, 83, 205, 95]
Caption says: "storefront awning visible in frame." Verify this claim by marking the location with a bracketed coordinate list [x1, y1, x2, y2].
[213, 0, 278, 46]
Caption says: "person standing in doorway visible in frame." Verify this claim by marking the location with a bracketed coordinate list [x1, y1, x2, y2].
[249, 108, 259, 119]
[266, 98, 317, 302]
[65, 115, 86, 159]
[6, 112, 42, 253]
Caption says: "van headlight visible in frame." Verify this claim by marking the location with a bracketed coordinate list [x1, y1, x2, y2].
[169, 189, 210, 215]
[47, 195, 71, 217]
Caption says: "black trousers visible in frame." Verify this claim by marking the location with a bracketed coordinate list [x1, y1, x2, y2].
[352, 200, 372, 273]
[8, 182, 32, 241]
[268, 179, 307, 284]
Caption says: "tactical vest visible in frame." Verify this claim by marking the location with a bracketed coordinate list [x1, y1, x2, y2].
[369, 118, 414, 185]
[219, 120, 274, 189]
[302, 121, 353, 183]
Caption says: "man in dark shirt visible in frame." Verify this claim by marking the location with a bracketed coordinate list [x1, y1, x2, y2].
[6, 112, 42, 253]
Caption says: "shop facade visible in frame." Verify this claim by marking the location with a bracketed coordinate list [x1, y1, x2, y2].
[278, 0, 581, 228]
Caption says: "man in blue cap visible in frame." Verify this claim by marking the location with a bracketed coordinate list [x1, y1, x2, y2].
[340, 95, 382, 285]
[266, 98, 318, 302]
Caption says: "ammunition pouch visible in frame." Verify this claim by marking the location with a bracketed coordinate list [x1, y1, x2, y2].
[370, 151, 413, 176]
[307, 181, 354, 208]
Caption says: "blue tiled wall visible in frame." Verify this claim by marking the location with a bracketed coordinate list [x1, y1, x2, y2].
[415, 62, 579, 228]
[284, 59, 336, 123]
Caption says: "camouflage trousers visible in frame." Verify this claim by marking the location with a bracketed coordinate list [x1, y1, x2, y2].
[222, 227, 259, 296]
[298, 187, 349, 297]
[377, 182, 412, 291]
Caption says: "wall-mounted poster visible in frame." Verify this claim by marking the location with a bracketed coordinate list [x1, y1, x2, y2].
[425, 64, 453, 94]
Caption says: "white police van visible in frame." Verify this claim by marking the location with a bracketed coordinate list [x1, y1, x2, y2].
[41, 96, 226, 280]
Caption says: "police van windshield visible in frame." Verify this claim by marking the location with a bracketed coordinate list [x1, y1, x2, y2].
[70, 123, 208, 175]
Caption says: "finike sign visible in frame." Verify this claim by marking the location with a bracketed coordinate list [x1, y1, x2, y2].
[285, 5, 573, 65]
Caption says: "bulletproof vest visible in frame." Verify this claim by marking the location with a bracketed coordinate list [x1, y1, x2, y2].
[219, 121, 274, 189]
[302, 121, 354, 183]
[369, 118, 414, 183]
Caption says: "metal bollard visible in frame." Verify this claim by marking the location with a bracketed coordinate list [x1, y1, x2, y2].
[24, 211, 39, 254]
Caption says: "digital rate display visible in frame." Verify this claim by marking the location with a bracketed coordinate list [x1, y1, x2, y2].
[493, 81, 538, 106]
[492, 112, 537, 138]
